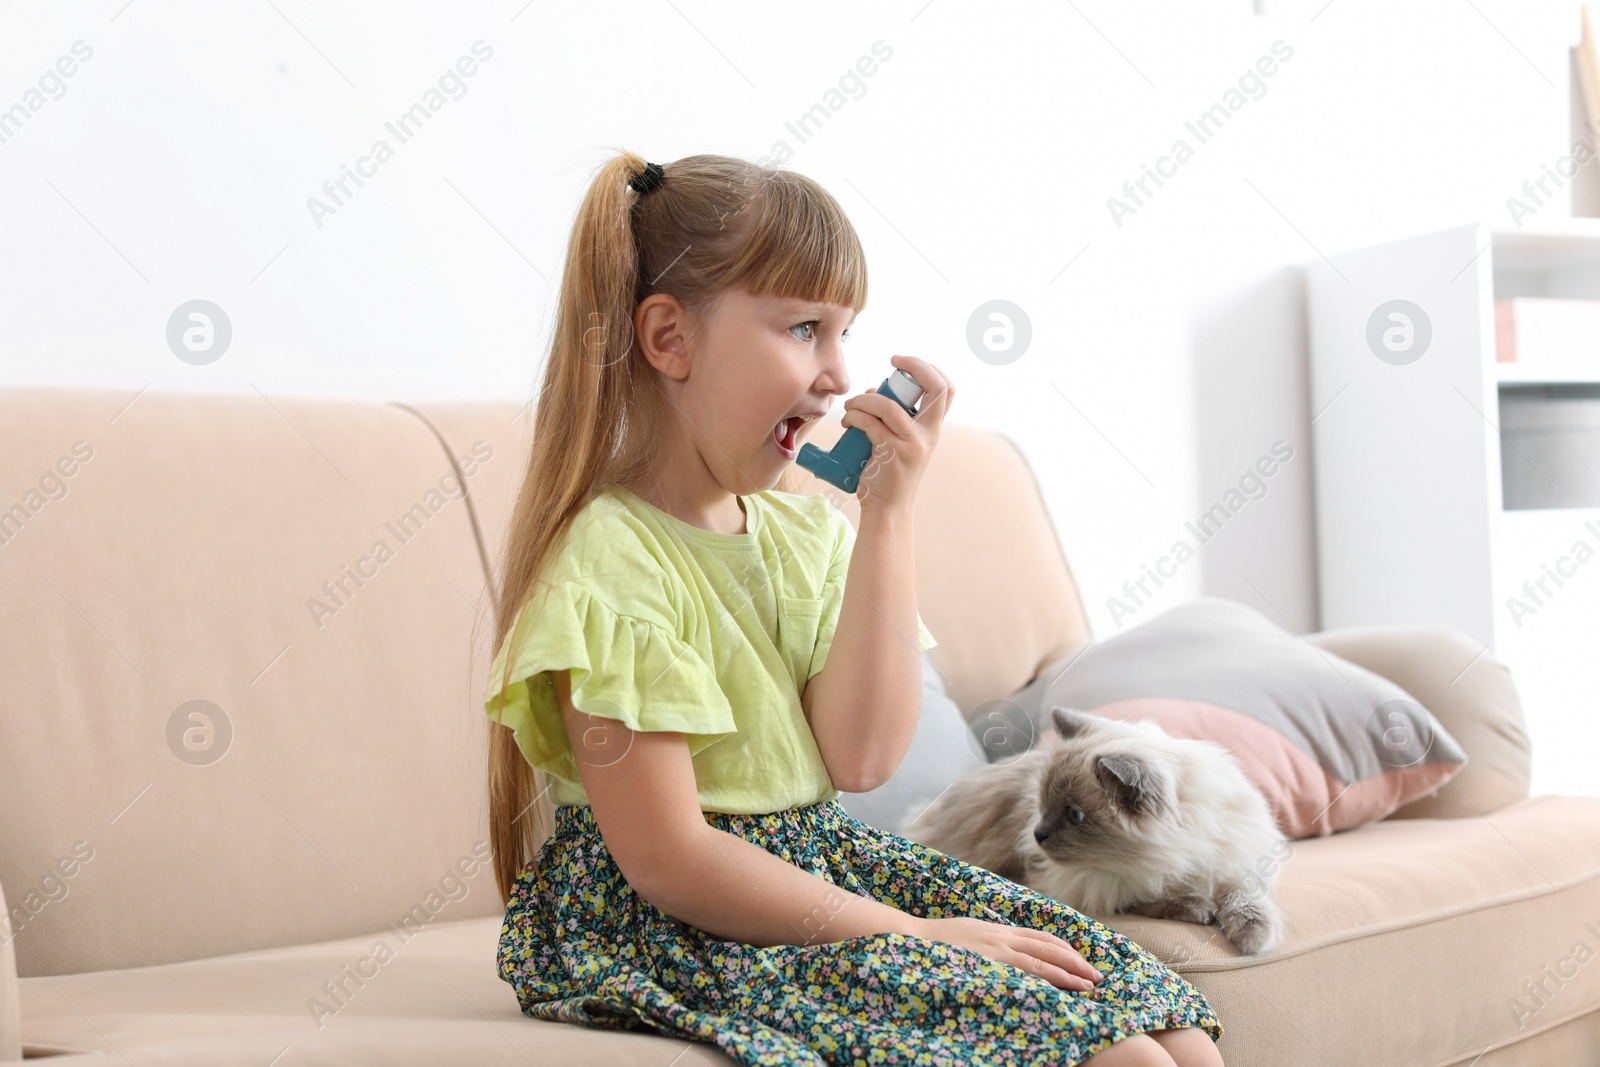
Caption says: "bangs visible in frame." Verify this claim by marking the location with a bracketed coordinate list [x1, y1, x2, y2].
[718, 171, 868, 313]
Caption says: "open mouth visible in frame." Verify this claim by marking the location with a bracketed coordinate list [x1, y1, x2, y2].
[772, 415, 806, 458]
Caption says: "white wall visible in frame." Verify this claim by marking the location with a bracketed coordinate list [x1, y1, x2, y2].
[2, 1, 1590, 782]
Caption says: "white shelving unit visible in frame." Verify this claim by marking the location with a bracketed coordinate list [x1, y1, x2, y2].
[1307, 219, 1600, 798]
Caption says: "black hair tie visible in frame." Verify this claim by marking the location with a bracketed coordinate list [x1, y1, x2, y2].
[629, 161, 665, 195]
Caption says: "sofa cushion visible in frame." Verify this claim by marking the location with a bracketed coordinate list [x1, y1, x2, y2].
[1102, 795, 1600, 1066]
[19, 797, 1600, 1067]
[992, 597, 1468, 838]
[16, 915, 734, 1066]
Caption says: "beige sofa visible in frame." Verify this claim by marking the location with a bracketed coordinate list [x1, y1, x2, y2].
[3, 386, 1598, 1066]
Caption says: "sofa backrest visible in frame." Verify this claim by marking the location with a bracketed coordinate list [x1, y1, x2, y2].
[0, 388, 507, 976]
[0, 389, 1090, 977]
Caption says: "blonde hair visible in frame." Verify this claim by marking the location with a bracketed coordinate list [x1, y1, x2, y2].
[485, 150, 870, 903]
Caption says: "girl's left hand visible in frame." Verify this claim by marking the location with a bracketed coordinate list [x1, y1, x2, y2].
[839, 354, 954, 512]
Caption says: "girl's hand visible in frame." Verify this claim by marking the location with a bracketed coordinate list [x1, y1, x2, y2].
[908, 915, 1105, 991]
[839, 354, 954, 512]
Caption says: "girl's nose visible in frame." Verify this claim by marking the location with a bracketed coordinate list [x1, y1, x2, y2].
[819, 345, 849, 397]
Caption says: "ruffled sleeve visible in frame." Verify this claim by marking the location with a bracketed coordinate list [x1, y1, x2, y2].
[809, 502, 937, 681]
[483, 581, 737, 786]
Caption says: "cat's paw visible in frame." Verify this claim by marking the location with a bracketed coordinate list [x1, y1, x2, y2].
[1215, 887, 1283, 955]
[1130, 894, 1217, 925]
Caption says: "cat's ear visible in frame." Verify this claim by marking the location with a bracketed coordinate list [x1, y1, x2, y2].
[1049, 706, 1097, 740]
[1095, 754, 1169, 818]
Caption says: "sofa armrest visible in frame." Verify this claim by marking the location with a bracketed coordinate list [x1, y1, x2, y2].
[1308, 623, 1532, 819]
[1, 877, 19, 1062]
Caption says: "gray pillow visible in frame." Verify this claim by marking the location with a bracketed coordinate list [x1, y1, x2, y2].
[836, 653, 986, 833]
[973, 597, 1468, 839]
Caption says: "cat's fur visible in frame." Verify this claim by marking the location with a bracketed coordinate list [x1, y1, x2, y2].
[900, 705, 1287, 955]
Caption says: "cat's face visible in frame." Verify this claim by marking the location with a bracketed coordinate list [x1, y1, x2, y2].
[1031, 707, 1177, 862]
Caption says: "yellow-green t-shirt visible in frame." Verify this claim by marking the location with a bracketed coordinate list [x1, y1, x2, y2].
[483, 482, 936, 814]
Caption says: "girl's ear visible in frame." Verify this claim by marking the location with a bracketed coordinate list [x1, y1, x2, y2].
[634, 293, 693, 380]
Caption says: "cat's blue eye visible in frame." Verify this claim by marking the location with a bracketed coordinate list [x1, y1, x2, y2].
[1067, 807, 1085, 825]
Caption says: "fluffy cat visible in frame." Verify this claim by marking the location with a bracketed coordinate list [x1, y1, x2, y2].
[900, 705, 1288, 955]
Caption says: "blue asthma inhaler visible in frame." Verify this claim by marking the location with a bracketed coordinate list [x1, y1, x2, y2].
[796, 369, 926, 493]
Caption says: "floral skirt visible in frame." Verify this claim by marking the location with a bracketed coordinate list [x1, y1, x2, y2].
[497, 798, 1222, 1066]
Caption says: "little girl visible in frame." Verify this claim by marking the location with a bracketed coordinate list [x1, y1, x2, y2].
[484, 151, 1224, 1067]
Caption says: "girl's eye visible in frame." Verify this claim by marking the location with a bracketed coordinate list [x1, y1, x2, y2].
[789, 320, 852, 343]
